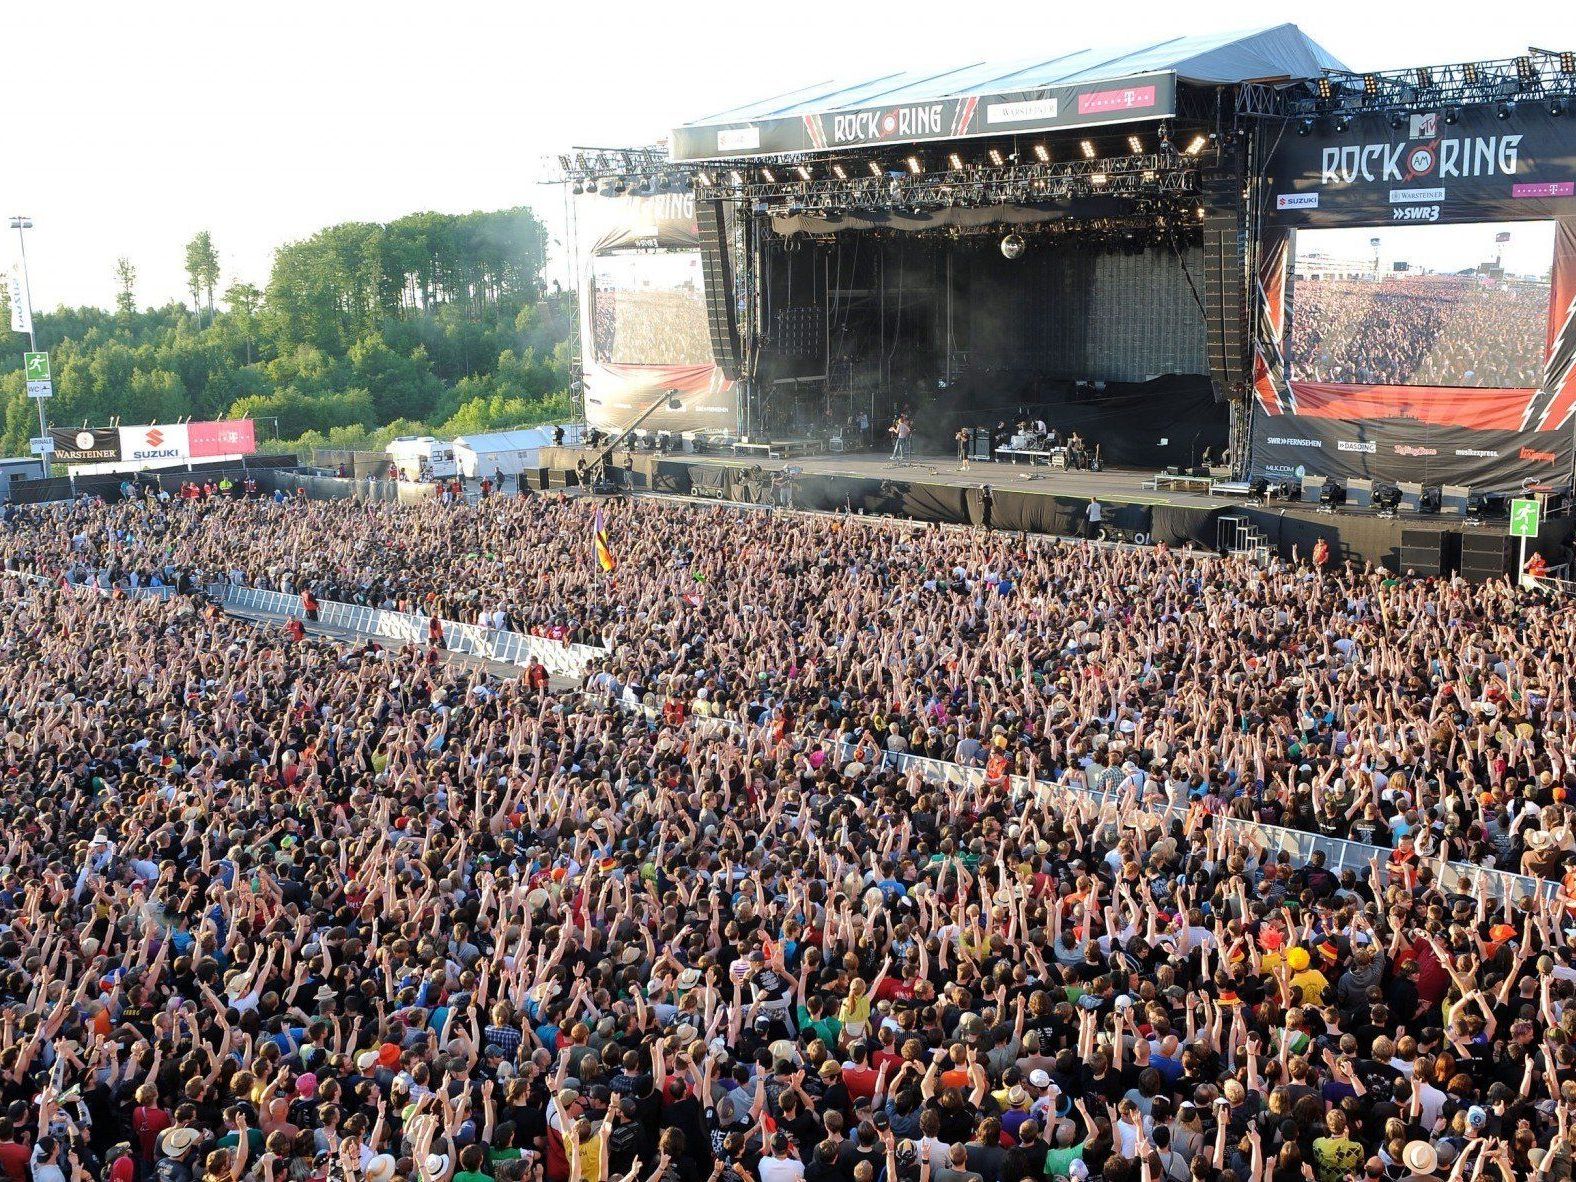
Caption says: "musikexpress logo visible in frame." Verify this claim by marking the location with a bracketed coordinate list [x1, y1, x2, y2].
[1267, 436, 1322, 447]
[1454, 448, 1499, 457]
[1520, 446, 1557, 463]
[1392, 445, 1437, 456]
[1337, 440, 1377, 453]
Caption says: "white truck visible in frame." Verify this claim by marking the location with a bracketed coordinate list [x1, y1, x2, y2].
[385, 436, 457, 481]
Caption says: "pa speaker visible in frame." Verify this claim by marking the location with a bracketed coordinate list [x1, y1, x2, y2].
[1459, 531, 1508, 583]
[1398, 528, 1447, 577]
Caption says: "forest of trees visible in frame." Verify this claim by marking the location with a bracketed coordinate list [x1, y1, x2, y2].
[0, 206, 575, 459]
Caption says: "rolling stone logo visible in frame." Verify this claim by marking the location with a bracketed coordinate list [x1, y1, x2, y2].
[1392, 444, 1438, 457]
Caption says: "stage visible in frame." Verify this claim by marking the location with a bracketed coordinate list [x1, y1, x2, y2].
[539, 447, 1572, 576]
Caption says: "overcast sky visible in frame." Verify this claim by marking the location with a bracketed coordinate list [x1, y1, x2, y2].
[6, 1, 1569, 312]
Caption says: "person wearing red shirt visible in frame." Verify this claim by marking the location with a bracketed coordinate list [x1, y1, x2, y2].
[840, 1044, 880, 1103]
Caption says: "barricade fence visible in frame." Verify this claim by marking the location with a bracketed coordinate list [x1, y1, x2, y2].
[210, 583, 607, 680]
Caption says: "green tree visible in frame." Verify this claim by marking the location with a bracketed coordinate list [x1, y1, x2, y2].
[114, 257, 138, 316]
[225, 281, 263, 364]
[184, 230, 220, 324]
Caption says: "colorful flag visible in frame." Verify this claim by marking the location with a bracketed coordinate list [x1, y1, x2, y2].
[593, 508, 616, 573]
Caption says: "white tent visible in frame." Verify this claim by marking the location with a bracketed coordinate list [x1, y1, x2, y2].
[451, 427, 561, 479]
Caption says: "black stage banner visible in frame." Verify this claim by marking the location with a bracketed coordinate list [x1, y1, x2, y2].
[671, 74, 1175, 162]
[50, 427, 120, 463]
[1264, 106, 1576, 227]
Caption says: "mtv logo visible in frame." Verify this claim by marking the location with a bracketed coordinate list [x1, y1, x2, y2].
[1409, 112, 1437, 139]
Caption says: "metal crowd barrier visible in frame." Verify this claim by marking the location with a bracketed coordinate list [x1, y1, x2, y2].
[211, 583, 606, 679]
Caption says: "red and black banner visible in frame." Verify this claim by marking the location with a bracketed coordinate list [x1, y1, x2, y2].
[670, 73, 1175, 162]
[1264, 106, 1576, 228]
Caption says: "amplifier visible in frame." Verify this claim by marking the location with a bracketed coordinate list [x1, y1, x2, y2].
[968, 428, 993, 462]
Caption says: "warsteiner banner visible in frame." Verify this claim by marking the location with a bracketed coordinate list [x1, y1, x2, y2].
[1265, 106, 1576, 227]
[50, 428, 120, 464]
[576, 191, 736, 432]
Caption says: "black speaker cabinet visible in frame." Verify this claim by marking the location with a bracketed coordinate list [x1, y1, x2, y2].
[1398, 528, 1448, 577]
[1459, 531, 1509, 583]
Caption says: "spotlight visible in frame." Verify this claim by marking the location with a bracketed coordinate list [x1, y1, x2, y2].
[948, 152, 964, 171]
[907, 155, 922, 174]
[1388, 111, 1406, 129]
[1463, 63, 1481, 85]
[1141, 170, 1157, 181]
[696, 171, 713, 186]
[1195, 206, 1205, 219]
[1297, 118, 1314, 136]
[1184, 135, 1207, 155]
[1497, 100, 1515, 120]
[1562, 52, 1576, 75]
[795, 165, 811, 181]
[1414, 67, 1433, 87]
[728, 170, 744, 185]
[1127, 135, 1142, 153]
[570, 182, 583, 195]
[1000, 232, 1026, 260]
[1362, 74, 1379, 97]
[832, 163, 847, 180]
[989, 149, 1004, 166]
[1443, 108, 1459, 125]
[1033, 144, 1049, 162]
[761, 167, 776, 182]
[1090, 172, 1108, 186]
[611, 178, 626, 193]
[868, 161, 882, 176]
[1316, 77, 1333, 100]
[1333, 115, 1350, 132]
[1516, 55, 1536, 83]
[1552, 99, 1567, 117]
[1080, 140, 1096, 159]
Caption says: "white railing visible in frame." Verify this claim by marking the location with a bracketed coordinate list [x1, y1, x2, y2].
[213, 584, 606, 679]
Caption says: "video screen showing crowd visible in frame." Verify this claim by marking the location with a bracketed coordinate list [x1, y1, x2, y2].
[590, 254, 713, 367]
[1288, 223, 1555, 390]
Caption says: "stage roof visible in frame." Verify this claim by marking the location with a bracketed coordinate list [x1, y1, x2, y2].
[670, 25, 1347, 162]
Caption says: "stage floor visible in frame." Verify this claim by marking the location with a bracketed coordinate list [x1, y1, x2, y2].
[676, 449, 1241, 510]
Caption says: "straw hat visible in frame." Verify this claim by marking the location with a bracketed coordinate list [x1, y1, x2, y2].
[1402, 1141, 1438, 1176]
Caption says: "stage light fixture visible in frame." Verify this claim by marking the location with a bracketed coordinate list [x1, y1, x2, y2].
[1142, 170, 1157, 181]
[1362, 74, 1379, 97]
[907, 155, 923, 174]
[1388, 111, 1406, 129]
[1497, 100, 1515, 119]
[1414, 67, 1433, 87]
[1561, 52, 1576, 74]
[832, 164, 847, 180]
[989, 149, 1004, 166]
[1443, 108, 1459, 125]
[728, 169, 744, 185]
[795, 165, 811, 181]
[1195, 206, 1205, 219]
[948, 152, 963, 171]
[1127, 135, 1142, 153]
[1332, 115, 1350, 132]
[570, 182, 583, 195]
[1297, 118, 1313, 136]
[1090, 172, 1108, 186]
[1033, 144, 1050, 162]
[1000, 232, 1026, 260]
[1463, 63, 1481, 85]
[1316, 77, 1333, 100]
[1184, 135, 1207, 155]
[868, 161, 882, 176]
[761, 167, 776, 182]
[1553, 99, 1569, 117]
[1516, 55, 1536, 82]
[696, 171, 712, 186]
[1080, 140, 1096, 159]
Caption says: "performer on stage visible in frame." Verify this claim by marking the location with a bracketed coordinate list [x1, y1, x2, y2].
[955, 426, 971, 469]
[889, 414, 912, 462]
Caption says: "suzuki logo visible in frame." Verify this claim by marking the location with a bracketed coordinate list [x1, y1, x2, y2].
[146, 428, 164, 447]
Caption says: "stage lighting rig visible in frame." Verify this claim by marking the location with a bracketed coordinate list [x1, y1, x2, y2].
[1000, 233, 1026, 259]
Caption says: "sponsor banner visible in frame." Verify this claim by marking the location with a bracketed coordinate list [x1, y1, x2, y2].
[50, 428, 121, 464]
[1276, 193, 1318, 210]
[1250, 411, 1571, 490]
[189, 418, 257, 458]
[671, 72, 1176, 160]
[1265, 106, 1576, 226]
[7, 273, 30, 335]
[119, 423, 189, 466]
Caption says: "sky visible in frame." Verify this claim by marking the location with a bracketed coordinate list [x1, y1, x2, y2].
[6, 0, 1573, 312]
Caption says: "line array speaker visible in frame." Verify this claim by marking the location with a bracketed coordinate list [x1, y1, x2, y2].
[1201, 164, 1248, 402]
[1459, 531, 1508, 583]
[695, 198, 742, 380]
[1398, 528, 1448, 577]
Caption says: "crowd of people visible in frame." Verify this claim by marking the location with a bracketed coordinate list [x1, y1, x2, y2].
[1290, 275, 1548, 389]
[1, 487, 1575, 1182]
